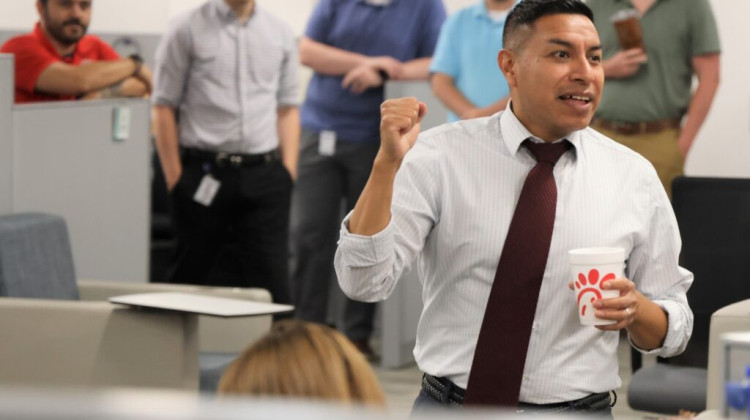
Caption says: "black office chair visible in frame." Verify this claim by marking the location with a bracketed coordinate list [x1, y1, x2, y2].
[628, 176, 750, 413]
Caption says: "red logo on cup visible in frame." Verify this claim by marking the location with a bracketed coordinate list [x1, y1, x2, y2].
[575, 269, 616, 316]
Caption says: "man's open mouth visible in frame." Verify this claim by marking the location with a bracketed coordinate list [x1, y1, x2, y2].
[559, 94, 591, 103]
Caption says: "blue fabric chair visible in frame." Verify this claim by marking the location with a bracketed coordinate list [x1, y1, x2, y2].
[0, 213, 78, 300]
[0, 212, 273, 391]
[0, 212, 199, 389]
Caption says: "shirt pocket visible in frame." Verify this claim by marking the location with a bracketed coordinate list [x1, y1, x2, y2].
[249, 43, 283, 87]
[191, 36, 220, 76]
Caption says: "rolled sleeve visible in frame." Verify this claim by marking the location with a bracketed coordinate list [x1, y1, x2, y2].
[152, 14, 191, 108]
[334, 212, 397, 302]
[629, 294, 693, 356]
[277, 29, 300, 107]
[337, 212, 395, 267]
[334, 137, 441, 304]
[628, 174, 694, 357]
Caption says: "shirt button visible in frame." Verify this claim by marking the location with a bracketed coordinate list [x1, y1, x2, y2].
[532, 322, 540, 330]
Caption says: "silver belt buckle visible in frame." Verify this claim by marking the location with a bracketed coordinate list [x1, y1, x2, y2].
[229, 155, 243, 167]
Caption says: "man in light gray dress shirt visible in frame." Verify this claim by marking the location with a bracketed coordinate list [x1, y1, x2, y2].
[152, 0, 299, 304]
[335, 0, 692, 413]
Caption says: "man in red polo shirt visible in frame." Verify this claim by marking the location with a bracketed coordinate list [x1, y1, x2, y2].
[0, 0, 152, 103]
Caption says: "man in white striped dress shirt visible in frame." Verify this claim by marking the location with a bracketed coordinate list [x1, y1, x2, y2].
[152, 0, 298, 305]
[335, 0, 692, 414]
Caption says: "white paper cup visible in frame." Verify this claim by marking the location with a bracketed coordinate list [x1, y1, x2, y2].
[569, 247, 626, 325]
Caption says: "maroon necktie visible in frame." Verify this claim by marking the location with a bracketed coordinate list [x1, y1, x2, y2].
[464, 139, 572, 407]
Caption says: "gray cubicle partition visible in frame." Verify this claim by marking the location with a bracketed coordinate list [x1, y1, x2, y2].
[380, 81, 449, 368]
[11, 99, 151, 283]
[0, 55, 12, 215]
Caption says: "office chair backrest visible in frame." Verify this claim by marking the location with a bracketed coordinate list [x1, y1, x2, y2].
[0, 213, 78, 300]
[670, 177, 750, 368]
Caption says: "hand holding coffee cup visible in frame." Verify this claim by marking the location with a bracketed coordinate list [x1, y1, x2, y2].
[568, 248, 638, 329]
[603, 48, 648, 79]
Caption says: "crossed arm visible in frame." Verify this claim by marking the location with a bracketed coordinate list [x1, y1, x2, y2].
[36, 58, 152, 99]
[300, 37, 432, 94]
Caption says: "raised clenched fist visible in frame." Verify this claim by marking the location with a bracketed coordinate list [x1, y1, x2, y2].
[378, 97, 427, 165]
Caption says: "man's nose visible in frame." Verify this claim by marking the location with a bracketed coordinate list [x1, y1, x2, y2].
[570, 55, 595, 84]
[70, 3, 85, 18]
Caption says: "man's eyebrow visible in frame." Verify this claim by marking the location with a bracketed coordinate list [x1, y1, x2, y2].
[547, 38, 603, 52]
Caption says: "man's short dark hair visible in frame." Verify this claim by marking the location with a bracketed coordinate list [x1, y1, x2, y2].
[502, 0, 595, 49]
[39, 0, 49, 5]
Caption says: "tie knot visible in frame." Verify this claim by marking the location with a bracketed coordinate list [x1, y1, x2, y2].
[523, 139, 571, 165]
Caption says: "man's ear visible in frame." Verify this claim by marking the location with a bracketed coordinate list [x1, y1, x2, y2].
[36, 1, 44, 19]
[498, 49, 518, 88]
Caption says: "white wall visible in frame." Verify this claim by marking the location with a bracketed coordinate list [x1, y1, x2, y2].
[0, 0, 747, 176]
[0, 0, 318, 35]
[0, 0, 482, 35]
[685, 0, 750, 177]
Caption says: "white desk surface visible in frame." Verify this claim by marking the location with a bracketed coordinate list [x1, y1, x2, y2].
[109, 292, 294, 318]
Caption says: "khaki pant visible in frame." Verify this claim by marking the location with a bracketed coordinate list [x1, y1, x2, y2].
[592, 123, 683, 199]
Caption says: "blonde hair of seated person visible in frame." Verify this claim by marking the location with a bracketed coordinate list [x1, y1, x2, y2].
[218, 320, 386, 407]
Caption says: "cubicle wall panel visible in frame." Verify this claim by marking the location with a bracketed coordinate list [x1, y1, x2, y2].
[12, 100, 150, 283]
[0, 55, 12, 215]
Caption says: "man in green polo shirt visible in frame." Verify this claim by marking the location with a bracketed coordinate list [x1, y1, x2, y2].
[588, 0, 720, 198]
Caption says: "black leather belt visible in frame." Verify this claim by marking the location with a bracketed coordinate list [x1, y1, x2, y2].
[182, 148, 280, 168]
[422, 373, 466, 407]
[421, 373, 615, 411]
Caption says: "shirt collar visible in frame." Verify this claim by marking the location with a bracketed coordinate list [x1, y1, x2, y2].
[211, 0, 255, 23]
[33, 22, 77, 60]
[472, 0, 519, 22]
[499, 101, 581, 159]
[471, 1, 489, 19]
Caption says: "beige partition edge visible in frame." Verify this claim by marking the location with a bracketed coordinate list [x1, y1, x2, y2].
[0, 55, 12, 215]
[12, 99, 150, 283]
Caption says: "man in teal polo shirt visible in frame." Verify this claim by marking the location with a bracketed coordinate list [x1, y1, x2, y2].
[430, 0, 517, 122]
[589, 0, 720, 198]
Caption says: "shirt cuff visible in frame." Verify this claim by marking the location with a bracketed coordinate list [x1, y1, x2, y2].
[628, 299, 686, 356]
[337, 211, 394, 268]
[151, 96, 178, 108]
[277, 97, 301, 108]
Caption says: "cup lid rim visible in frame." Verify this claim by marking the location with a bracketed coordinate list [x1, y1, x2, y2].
[569, 247, 625, 264]
[610, 8, 641, 21]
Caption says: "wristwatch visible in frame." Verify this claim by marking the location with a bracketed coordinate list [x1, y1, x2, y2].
[128, 54, 144, 76]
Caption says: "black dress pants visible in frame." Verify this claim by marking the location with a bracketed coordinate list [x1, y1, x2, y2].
[167, 154, 293, 305]
[290, 129, 380, 341]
